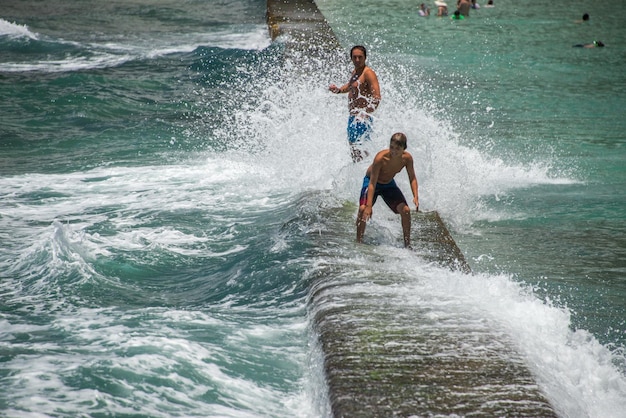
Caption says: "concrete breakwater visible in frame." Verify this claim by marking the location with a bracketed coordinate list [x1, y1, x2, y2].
[266, 1, 558, 416]
[266, 0, 342, 56]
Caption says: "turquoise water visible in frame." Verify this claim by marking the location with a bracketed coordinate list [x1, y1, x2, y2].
[1, 0, 625, 416]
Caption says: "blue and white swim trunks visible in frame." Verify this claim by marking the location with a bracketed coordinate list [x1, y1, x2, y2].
[347, 115, 373, 145]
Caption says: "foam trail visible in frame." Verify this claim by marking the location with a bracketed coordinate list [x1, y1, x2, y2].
[0, 18, 38, 39]
[0, 23, 270, 73]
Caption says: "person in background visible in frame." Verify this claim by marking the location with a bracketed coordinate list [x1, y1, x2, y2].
[356, 133, 419, 248]
[471, 0, 480, 9]
[485, 0, 494, 7]
[418, 3, 430, 16]
[435, 0, 448, 16]
[575, 13, 590, 23]
[329, 45, 381, 162]
[457, 0, 471, 16]
[451, 10, 465, 20]
[573, 41, 604, 48]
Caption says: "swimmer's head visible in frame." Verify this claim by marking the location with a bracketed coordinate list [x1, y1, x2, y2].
[390, 132, 408, 150]
[350, 45, 367, 59]
[594, 41, 605, 47]
[582, 13, 589, 21]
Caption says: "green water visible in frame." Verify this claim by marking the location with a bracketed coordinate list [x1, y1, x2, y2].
[1, 0, 625, 416]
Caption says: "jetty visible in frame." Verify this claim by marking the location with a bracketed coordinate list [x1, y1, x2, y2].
[266, 1, 558, 416]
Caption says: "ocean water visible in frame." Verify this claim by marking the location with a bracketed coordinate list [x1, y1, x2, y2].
[1, 0, 625, 417]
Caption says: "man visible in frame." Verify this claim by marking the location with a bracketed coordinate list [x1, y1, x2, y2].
[356, 132, 419, 248]
[457, 0, 471, 16]
[434, 0, 448, 16]
[329, 45, 381, 162]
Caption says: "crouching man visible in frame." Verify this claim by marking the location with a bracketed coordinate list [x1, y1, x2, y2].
[356, 132, 419, 247]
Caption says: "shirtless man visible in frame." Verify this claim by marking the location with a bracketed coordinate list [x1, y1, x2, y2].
[329, 45, 381, 162]
[457, 0, 471, 16]
[356, 132, 419, 247]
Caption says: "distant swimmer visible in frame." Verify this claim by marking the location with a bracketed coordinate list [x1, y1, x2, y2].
[485, 0, 494, 7]
[435, 0, 448, 16]
[418, 3, 430, 16]
[573, 41, 605, 48]
[458, 0, 471, 16]
[451, 10, 465, 20]
[329, 45, 381, 162]
[356, 133, 419, 248]
[575, 13, 590, 23]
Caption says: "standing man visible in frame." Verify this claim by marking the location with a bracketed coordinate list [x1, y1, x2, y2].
[435, 1, 448, 16]
[356, 132, 419, 248]
[457, 0, 471, 16]
[329, 45, 381, 162]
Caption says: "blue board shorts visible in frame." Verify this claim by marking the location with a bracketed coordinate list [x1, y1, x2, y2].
[347, 115, 373, 145]
[359, 176, 408, 214]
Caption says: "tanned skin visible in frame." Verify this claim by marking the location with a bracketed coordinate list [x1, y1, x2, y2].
[356, 133, 419, 247]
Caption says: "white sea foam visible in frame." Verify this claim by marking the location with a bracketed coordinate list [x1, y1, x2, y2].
[0, 307, 318, 417]
[0, 158, 296, 283]
[426, 270, 626, 418]
[101, 25, 271, 57]
[227, 55, 582, 233]
[0, 24, 270, 73]
[0, 18, 38, 39]
[0, 54, 133, 73]
[313, 243, 626, 417]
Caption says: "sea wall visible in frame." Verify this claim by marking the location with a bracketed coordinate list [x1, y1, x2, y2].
[266, 1, 558, 416]
[266, 0, 342, 55]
